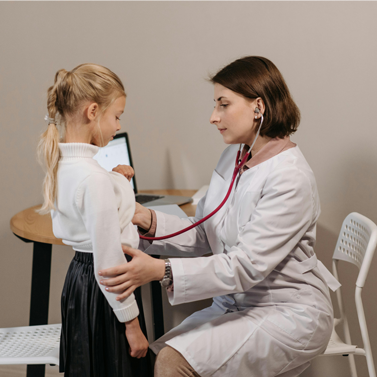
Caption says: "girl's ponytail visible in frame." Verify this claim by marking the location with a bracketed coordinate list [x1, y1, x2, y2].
[37, 124, 60, 214]
[37, 69, 67, 214]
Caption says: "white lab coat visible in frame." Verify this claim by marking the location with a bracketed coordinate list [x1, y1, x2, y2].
[140, 144, 335, 377]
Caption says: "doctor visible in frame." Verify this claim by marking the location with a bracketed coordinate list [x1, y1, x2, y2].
[99, 56, 336, 377]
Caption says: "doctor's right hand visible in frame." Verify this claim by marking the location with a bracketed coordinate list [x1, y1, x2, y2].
[132, 203, 152, 230]
[99, 246, 165, 300]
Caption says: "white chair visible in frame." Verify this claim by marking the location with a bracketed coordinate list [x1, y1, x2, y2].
[0, 323, 61, 367]
[319, 212, 377, 377]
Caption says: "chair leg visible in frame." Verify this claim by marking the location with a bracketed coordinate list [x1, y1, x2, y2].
[365, 352, 377, 377]
[347, 354, 357, 377]
[342, 316, 357, 377]
[356, 288, 376, 377]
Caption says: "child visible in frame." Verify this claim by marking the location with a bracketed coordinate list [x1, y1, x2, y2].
[37, 63, 153, 377]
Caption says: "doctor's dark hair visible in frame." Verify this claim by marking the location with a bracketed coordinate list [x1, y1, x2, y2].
[210, 56, 300, 139]
[37, 63, 126, 214]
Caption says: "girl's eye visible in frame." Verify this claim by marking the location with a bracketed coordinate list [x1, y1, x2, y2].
[116, 117, 121, 121]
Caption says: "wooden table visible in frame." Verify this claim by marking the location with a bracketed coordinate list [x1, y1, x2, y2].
[10, 190, 196, 377]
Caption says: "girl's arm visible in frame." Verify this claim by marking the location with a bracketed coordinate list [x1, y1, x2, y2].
[78, 172, 149, 357]
[76, 172, 140, 321]
[125, 317, 149, 358]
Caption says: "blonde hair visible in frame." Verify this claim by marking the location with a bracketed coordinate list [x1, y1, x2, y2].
[37, 63, 126, 214]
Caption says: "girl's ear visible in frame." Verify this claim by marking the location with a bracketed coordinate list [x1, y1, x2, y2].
[86, 102, 99, 121]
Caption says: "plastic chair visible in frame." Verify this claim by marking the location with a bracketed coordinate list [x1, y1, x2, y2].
[319, 212, 377, 377]
[0, 323, 60, 366]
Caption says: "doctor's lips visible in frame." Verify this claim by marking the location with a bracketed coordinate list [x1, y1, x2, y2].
[218, 128, 227, 134]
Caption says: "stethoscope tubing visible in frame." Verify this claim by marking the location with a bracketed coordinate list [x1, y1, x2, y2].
[139, 150, 248, 241]
[139, 114, 264, 241]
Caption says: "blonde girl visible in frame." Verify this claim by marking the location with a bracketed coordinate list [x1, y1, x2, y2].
[38, 64, 153, 377]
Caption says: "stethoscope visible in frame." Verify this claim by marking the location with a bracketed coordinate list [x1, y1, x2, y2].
[139, 109, 264, 241]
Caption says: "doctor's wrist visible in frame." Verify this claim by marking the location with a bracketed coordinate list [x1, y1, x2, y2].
[155, 258, 166, 281]
[133, 204, 153, 230]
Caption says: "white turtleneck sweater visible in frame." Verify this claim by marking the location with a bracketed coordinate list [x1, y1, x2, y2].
[51, 143, 139, 323]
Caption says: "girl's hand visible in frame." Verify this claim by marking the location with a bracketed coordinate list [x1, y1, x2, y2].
[125, 317, 149, 358]
[99, 246, 165, 300]
[112, 164, 134, 181]
[132, 203, 152, 230]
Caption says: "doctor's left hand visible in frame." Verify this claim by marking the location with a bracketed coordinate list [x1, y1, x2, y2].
[99, 246, 165, 300]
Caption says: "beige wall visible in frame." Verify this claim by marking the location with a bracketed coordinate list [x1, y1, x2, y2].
[1, 2, 377, 376]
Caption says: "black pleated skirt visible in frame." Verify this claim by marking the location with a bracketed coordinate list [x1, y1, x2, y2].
[60, 251, 154, 377]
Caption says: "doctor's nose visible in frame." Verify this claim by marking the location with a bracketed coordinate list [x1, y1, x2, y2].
[210, 109, 220, 124]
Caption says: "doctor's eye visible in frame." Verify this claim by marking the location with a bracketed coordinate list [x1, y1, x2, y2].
[220, 104, 228, 108]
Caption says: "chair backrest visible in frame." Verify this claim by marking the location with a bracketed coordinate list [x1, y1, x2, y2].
[333, 212, 377, 288]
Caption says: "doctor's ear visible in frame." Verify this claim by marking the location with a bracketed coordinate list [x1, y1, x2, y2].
[253, 98, 265, 119]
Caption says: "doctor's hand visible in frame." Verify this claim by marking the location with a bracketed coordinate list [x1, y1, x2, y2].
[132, 203, 152, 230]
[99, 246, 165, 300]
[112, 164, 134, 181]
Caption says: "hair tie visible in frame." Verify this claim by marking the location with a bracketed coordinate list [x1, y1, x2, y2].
[44, 114, 56, 125]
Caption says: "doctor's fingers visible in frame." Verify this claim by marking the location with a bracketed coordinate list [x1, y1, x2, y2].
[100, 272, 132, 287]
[117, 285, 138, 301]
[99, 262, 130, 278]
[105, 279, 137, 299]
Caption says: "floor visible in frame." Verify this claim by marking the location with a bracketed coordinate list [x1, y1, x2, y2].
[0, 365, 60, 377]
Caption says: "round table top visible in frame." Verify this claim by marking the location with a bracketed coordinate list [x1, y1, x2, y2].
[10, 190, 197, 245]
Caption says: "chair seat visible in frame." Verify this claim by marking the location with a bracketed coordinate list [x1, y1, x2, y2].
[0, 324, 61, 365]
[322, 328, 358, 356]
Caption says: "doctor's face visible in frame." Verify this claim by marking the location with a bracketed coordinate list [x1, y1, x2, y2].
[210, 84, 258, 145]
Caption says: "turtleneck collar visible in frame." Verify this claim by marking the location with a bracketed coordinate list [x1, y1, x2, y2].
[59, 143, 99, 159]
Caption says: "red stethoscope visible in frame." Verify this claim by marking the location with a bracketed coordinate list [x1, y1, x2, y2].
[139, 111, 264, 241]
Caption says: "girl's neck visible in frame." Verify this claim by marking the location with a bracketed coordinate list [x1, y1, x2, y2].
[64, 123, 92, 144]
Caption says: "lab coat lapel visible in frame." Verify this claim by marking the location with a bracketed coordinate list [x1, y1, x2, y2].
[203, 145, 238, 254]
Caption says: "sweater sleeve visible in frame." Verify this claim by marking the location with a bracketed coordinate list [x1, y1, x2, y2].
[75, 172, 139, 322]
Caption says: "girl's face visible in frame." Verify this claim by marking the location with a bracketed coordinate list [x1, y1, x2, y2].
[91, 96, 126, 147]
[210, 84, 258, 146]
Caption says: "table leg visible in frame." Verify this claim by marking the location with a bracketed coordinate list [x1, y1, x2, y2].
[27, 241, 52, 377]
[29, 242, 52, 325]
[26, 365, 46, 377]
[151, 280, 165, 340]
